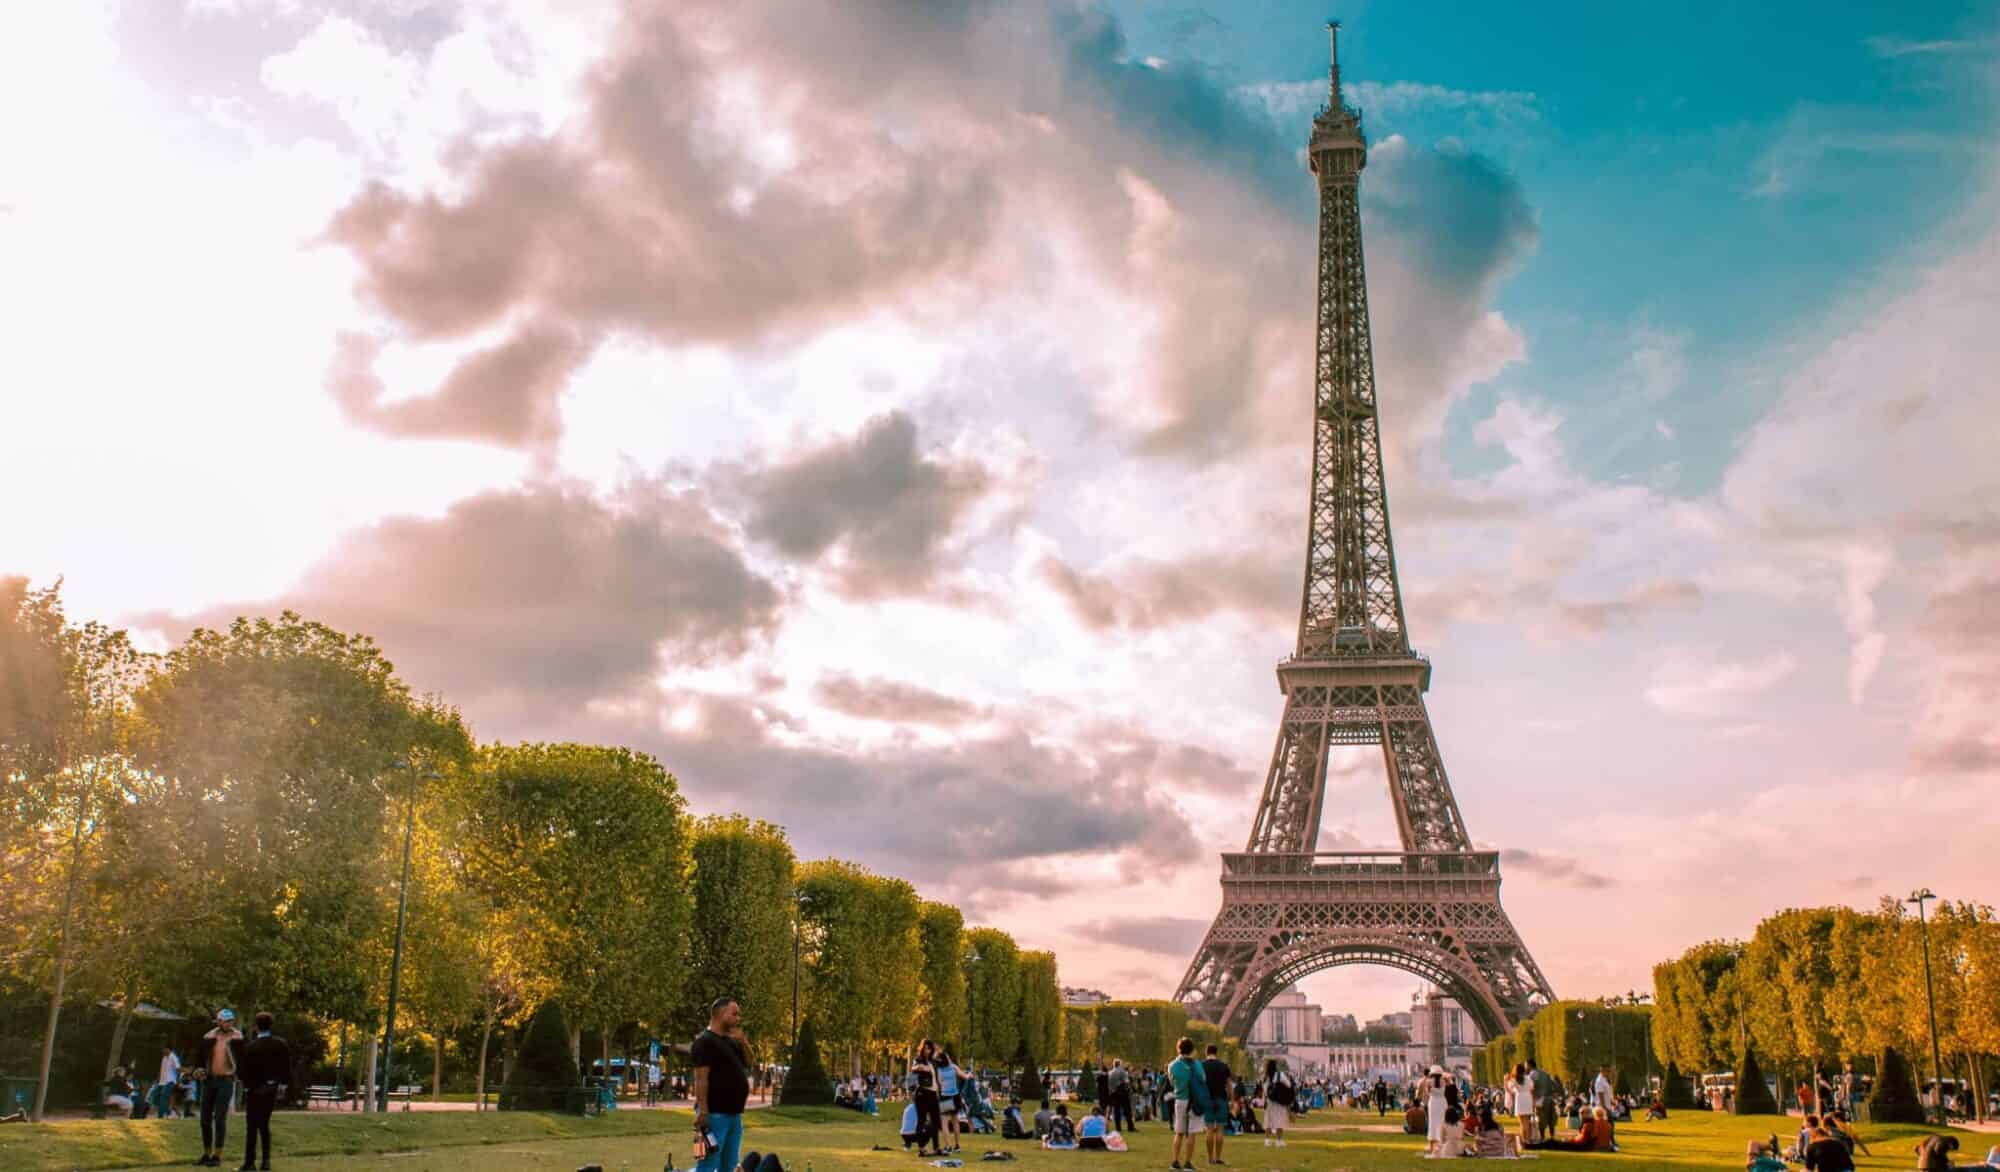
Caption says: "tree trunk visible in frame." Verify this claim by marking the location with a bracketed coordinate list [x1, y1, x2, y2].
[432, 1024, 444, 1102]
[31, 818, 88, 1122]
[569, 1023, 583, 1068]
[104, 973, 140, 1081]
[362, 1036, 379, 1114]
[475, 1012, 494, 1112]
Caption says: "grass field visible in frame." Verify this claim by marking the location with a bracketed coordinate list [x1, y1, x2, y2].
[2, 1101, 1984, 1171]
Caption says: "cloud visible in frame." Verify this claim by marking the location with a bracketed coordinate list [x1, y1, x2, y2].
[1037, 552, 1292, 632]
[1078, 915, 1212, 958]
[724, 412, 997, 598]
[1866, 35, 2000, 58]
[329, 323, 589, 450]
[1643, 651, 1798, 718]
[1913, 568, 2000, 773]
[1498, 848, 1613, 890]
[812, 673, 986, 726]
[1237, 79, 1539, 125]
[138, 479, 781, 712]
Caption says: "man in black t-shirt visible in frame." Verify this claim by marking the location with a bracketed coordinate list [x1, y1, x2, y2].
[1201, 1046, 1232, 1166]
[692, 998, 752, 1172]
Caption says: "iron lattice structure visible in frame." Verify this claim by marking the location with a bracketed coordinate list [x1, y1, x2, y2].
[1174, 25, 1555, 1044]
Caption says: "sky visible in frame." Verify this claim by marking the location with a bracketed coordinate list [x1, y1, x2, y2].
[4, 0, 1998, 1026]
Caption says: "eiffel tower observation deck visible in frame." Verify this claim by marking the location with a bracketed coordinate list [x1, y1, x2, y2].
[1174, 24, 1555, 1043]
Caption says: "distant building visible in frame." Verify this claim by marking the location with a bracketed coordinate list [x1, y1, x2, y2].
[1061, 987, 1111, 1006]
[1323, 1013, 1359, 1035]
[1407, 989, 1482, 1077]
[1246, 986, 1330, 1076]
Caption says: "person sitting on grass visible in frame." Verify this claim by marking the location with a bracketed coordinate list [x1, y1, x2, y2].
[1645, 1094, 1666, 1121]
[1915, 1134, 1958, 1171]
[1825, 1108, 1869, 1157]
[1800, 1116, 1855, 1172]
[1745, 1139, 1788, 1172]
[1077, 1104, 1115, 1151]
[1433, 1103, 1466, 1158]
[1526, 1105, 1614, 1152]
[1043, 1103, 1078, 1150]
[1402, 1098, 1427, 1136]
[900, 1101, 925, 1150]
[1469, 1103, 1518, 1159]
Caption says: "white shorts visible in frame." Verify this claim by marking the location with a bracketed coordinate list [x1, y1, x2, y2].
[1173, 1100, 1196, 1135]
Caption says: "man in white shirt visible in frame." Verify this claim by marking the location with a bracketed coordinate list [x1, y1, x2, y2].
[151, 1045, 181, 1120]
[1592, 1068, 1613, 1112]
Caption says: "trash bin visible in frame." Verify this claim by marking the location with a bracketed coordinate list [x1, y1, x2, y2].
[561, 1086, 602, 1117]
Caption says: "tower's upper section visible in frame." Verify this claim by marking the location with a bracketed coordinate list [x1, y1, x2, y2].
[1308, 22, 1366, 182]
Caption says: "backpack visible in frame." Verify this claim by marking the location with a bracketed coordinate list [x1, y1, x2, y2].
[1174, 1058, 1211, 1114]
[1268, 1075, 1295, 1108]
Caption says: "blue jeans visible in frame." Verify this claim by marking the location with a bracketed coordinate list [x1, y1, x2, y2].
[200, 1077, 235, 1152]
[148, 1082, 173, 1119]
[696, 1111, 743, 1172]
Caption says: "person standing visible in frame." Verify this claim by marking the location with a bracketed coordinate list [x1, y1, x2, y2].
[196, 1009, 245, 1168]
[1166, 1037, 1208, 1171]
[1261, 1059, 1295, 1148]
[152, 1045, 181, 1122]
[1106, 1059, 1132, 1132]
[236, 1012, 290, 1172]
[1423, 1066, 1449, 1150]
[907, 1039, 943, 1157]
[691, 998, 753, 1172]
[1528, 1059, 1559, 1143]
[1200, 1045, 1231, 1165]
[935, 1046, 962, 1154]
[1509, 1062, 1538, 1146]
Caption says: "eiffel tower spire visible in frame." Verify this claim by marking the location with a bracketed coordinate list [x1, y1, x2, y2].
[1175, 26, 1555, 1045]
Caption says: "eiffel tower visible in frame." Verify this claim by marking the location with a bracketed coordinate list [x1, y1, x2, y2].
[1174, 24, 1555, 1044]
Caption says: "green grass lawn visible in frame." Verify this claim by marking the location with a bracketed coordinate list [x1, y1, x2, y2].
[2, 1102, 1984, 1171]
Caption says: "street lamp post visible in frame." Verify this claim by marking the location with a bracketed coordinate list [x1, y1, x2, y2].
[378, 764, 439, 1111]
[790, 888, 803, 1054]
[1907, 888, 1948, 1127]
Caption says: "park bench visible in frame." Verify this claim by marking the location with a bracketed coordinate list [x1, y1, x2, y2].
[386, 1084, 423, 1110]
[305, 1085, 349, 1109]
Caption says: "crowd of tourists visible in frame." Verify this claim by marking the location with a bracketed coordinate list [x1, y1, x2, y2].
[94, 1008, 294, 1170]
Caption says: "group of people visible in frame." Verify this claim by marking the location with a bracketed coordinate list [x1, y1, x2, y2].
[1402, 1059, 1628, 1158]
[99, 1008, 293, 1170]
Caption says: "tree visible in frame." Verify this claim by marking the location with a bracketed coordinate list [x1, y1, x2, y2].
[963, 928, 1023, 1066]
[1867, 1045, 1926, 1124]
[686, 816, 796, 1057]
[450, 743, 690, 1063]
[796, 860, 921, 1073]
[780, 1015, 834, 1106]
[915, 901, 966, 1048]
[1011, 1040, 1046, 1105]
[500, 1001, 580, 1111]
[2, 580, 156, 1119]
[1742, 908, 1840, 1101]
[1732, 1043, 1780, 1115]
[1017, 951, 1060, 1065]
[1660, 1061, 1695, 1109]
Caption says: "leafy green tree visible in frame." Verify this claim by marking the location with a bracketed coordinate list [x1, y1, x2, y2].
[1742, 908, 1840, 1097]
[686, 816, 796, 1058]
[450, 743, 689, 1063]
[915, 901, 966, 1046]
[964, 928, 1022, 1065]
[796, 860, 921, 1072]
[780, 1015, 834, 1106]
[1017, 950, 1060, 1064]
[501, 1001, 581, 1111]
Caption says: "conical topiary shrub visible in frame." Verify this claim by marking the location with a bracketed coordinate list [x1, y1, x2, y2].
[1078, 1062, 1096, 1103]
[1732, 1044, 1781, 1115]
[1661, 1062, 1696, 1109]
[1011, 1041, 1045, 1106]
[1867, 1046, 1926, 1124]
[779, 1016, 833, 1106]
[501, 1002, 581, 1111]
[1614, 1069, 1633, 1098]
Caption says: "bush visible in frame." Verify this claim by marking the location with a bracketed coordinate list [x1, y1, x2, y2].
[1867, 1046, 1926, 1124]
[1661, 1062, 1695, 1109]
[500, 1003, 580, 1112]
[1011, 1042, 1045, 1105]
[778, 1017, 833, 1107]
[1732, 1044, 1781, 1116]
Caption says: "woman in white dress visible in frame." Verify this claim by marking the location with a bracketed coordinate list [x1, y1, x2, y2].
[1510, 1061, 1538, 1145]
[1423, 1065, 1450, 1150]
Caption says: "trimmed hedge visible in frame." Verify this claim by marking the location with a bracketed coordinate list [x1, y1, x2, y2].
[1661, 1062, 1696, 1109]
[1867, 1046, 1925, 1124]
[779, 1016, 834, 1106]
[1012, 1041, 1046, 1105]
[500, 1002, 580, 1111]
[1732, 1044, 1781, 1115]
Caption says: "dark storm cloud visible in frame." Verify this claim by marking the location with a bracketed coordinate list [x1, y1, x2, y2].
[813, 673, 987, 726]
[728, 412, 993, 596]
[139, 481, 781, 710]
[1499, 848, 1613, 890]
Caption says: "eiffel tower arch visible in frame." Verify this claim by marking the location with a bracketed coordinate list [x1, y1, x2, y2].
[1174, 24, 1555, 1043]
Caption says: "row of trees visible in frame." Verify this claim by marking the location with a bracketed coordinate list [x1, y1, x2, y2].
[1470, 1001, 1653, 1093]
[0, 581, 1076, 1117]
[1649, 901, 2000, 1121]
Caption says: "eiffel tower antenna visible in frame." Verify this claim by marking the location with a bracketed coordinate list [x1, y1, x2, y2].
[1175, 25, 1555, 1044]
